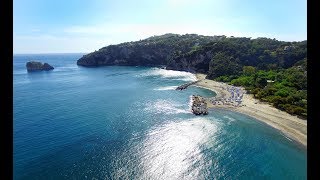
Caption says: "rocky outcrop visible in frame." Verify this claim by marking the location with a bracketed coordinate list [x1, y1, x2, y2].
[166, 50, 213, 73]
[191, 95, 208, 115]
[176, 81, 200, 90]
[26, 61, 54, 71]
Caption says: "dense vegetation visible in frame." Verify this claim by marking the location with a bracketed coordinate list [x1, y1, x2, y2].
[77, 33, 307, 118]
[77, 33, 219, 66]
[216, 59, 307, 118]
[166, 36, 307, 118]
[167, 36, 307, 75]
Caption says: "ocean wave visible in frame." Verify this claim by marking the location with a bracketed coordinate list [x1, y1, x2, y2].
[139, 68, 197, 82]
[153, 86, 178, 91]
[104, 72, 131, 77]
[223, 115, 236, 125]
[282, 134, 293, 142]
[144, 99, 190, 115]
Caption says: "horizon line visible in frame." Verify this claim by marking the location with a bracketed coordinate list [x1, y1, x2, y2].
[13, 52, 89, 55]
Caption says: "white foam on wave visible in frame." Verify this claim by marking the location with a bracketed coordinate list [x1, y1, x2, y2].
[282, 134, 293, 142]
[140, 68, 197, 82]
[153, 86, 178, 91]
[144, 99, 190, 115]
[223, 115, 236, 125]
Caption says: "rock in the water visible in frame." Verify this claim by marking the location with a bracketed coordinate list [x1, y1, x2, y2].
[26, 61, 54, 71]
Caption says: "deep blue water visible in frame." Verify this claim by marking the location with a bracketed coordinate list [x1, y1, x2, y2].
[14, 54, 306, 179]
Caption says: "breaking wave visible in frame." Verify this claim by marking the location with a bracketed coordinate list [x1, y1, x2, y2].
[153, 86, 178, 91]
[144, 99, 191, 115]
[140, 68, 197, 82]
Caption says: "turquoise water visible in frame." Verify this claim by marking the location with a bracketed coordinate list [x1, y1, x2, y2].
[14, 54, 306, 179]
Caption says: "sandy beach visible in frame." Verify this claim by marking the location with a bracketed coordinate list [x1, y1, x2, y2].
[194, 73, 307, 148]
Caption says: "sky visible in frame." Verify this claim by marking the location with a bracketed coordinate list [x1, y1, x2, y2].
[13, 0, 307, 54]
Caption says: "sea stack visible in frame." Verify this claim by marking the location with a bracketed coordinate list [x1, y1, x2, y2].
[26, 61, 54, 72]
[191, 95, 208, 115]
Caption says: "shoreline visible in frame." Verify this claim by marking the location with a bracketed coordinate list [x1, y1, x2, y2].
[194, 73, 307, 148]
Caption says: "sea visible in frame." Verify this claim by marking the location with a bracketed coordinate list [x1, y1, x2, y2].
[13, 53, 306, 179]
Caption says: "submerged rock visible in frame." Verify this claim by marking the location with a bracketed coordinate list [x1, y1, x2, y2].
[26, 61, 54, 71]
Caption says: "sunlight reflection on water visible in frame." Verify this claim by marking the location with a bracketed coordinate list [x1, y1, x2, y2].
[112, 117, 219, 179]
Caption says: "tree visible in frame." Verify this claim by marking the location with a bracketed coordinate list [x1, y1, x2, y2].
[242, 66, 256, 76]
[230, 76, 253, 87]
[275, 88, 290, 97]
[207, 52, 241, 79]
[255, 77, 267, 88]
[251, 88, 261, 97]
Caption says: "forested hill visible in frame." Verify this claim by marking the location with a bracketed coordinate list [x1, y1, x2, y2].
[77, 33, 219, 67]
[77, 33, 306, 74]
[77, 33, 307, 118]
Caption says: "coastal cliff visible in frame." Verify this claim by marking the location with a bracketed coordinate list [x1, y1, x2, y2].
[77, 33, 220, 67]
[77, 34, 306, 77]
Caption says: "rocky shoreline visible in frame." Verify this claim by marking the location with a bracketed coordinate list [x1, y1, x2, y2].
[175, 80, 200, 90]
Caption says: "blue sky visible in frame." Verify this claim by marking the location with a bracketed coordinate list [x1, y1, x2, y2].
[13, 0, 307, 54]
